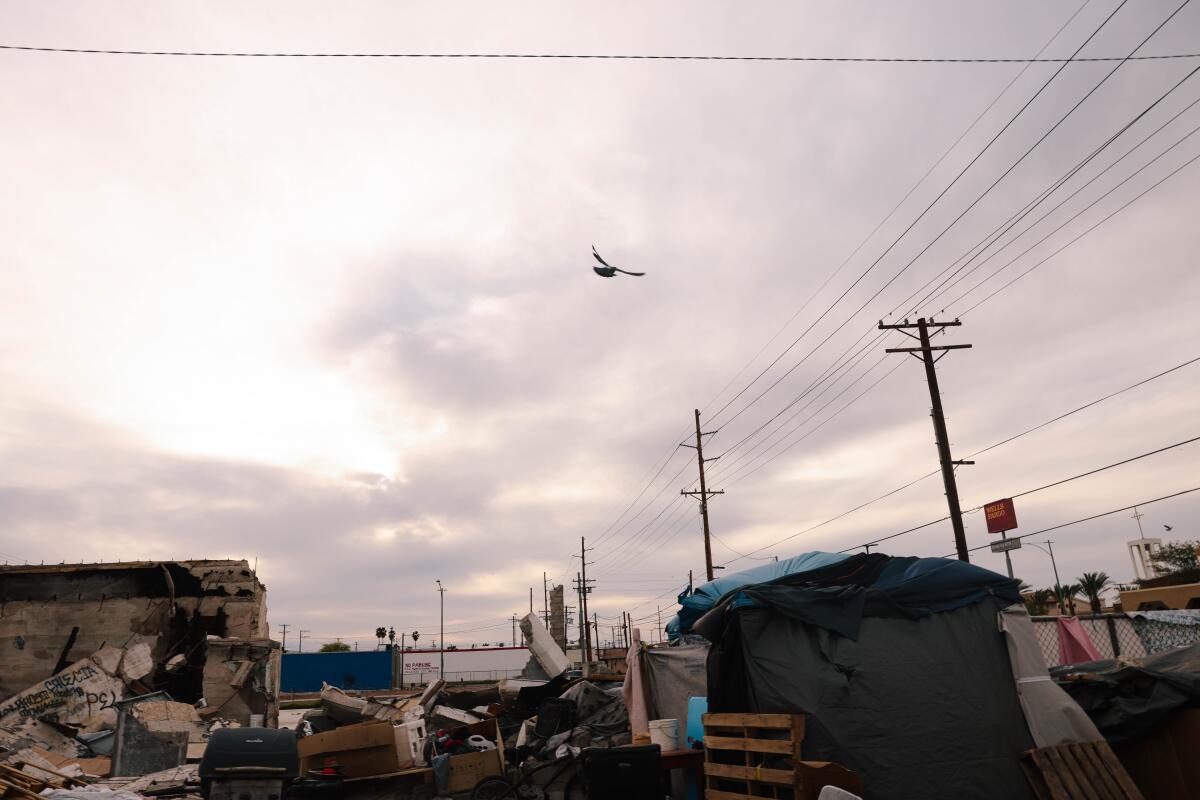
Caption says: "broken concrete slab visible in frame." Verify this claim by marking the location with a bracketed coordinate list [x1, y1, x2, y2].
[130, 701, 202, 736]
[91, 646, 124, 677]
[520, 613, 569, 678]
[110, 763, 199, 795]
[111, 695, 190, 778]
[0, 658, 126, 728]
[0, 718, 89, 760]
[118, 643, 153, 683]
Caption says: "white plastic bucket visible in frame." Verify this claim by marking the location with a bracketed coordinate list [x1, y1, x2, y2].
[649, 718, 679, 751]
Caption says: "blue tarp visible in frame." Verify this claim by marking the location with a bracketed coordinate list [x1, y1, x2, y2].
[666, 552, 852, 639]
[670, 551, 1021, 640]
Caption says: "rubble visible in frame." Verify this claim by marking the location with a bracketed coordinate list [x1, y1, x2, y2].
[519, 613, 569, 678]
[0, 657, 127, 729]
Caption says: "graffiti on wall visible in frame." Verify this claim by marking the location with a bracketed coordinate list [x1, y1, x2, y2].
[0, 658, 125, 725]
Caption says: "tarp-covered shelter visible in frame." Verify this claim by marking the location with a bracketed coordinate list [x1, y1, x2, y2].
[1052, 641, 1200, 744]
[692, 551, 1098, 800]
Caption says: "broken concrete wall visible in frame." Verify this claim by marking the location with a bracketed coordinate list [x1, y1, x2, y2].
[200, 638, 280, 728]
[549, 586, 566, 651]
[0, 560, 267, 699]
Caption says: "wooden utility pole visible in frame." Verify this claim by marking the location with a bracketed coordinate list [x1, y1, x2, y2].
[682, 409, 723, 581]
[880, 317, 973, 561]
[279, 623, 289, 653]
[573, 537, 595, 665]
[543, 572, 550, 628]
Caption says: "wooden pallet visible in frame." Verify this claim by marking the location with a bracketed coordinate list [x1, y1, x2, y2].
[702, 713, 860, 800]
[1022, 740, 1144, 800]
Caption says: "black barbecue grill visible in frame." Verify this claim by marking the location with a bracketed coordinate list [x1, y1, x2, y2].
[199, 728, 300, 800]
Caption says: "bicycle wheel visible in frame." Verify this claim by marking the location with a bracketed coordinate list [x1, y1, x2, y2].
[470, 776, 516, 800]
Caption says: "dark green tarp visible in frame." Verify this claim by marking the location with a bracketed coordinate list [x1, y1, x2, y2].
[702, 555, 1035, 800]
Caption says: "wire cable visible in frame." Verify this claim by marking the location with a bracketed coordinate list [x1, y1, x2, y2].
[3, 43, 1198, 61]
[956, 486, 1200, 556]
[701, 0, 1142, 432]
[724, 355, 1200, 561]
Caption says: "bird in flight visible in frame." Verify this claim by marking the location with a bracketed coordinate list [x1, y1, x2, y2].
[592, 246, 645, 278]
[1164, 524, 1173, 532]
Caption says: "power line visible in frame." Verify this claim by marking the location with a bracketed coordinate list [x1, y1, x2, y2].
[724, 355, 1200, 562]
[960, 146, 1200, 314]
[848, 435, 1200, 555]
[578, 0, 1099, 580]
[699, 0, 1142, 434]
[2, 43, 1198, 62]
[680, 0, 1091, 438]
[914, 65, 1200, 317]
[583, 0, 1191, 586]
[957, 487, 1200, 556]
[706, 57, 1200, 490]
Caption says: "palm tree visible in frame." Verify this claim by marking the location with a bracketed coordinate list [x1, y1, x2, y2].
[1077, 572, 1111, 616]
[1025, 589, 1053, 616]
[1052, 583, 1080, 616]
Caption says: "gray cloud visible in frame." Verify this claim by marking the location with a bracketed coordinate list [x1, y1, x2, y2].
[1, 1, 1199, 648]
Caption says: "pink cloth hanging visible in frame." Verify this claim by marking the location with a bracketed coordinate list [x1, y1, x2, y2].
[1057, 616, 1102, 664]
[622, 628, 651, 736]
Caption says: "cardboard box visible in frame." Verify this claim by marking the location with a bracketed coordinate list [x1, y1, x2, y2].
[297, 720, 414, 779]
[442, 720, 505, 794]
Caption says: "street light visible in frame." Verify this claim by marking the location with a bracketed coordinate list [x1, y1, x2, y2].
[436, 580, 446, 679]
[1026, 540, 1072, 615]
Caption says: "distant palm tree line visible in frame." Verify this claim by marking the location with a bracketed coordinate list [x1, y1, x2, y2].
[1022, 572, 1112, 617]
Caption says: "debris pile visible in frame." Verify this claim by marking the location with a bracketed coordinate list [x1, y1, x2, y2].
[0, 561, 281, 800]
[289, 613, 639, 796]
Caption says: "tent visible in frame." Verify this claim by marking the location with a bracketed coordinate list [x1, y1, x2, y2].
[693, 552, 1098, 800]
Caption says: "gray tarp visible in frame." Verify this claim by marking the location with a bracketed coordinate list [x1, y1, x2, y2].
[643, 644, 708, 734]
[998, 605, 1102, 747]
[719, 596, 1036, 800]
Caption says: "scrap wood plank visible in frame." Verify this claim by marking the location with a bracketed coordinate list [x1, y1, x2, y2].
[1023, 741, 1144, 800]
[1065, 744, 1118, 800]
[704, 761, 794, 785]
[703, 713, 794, 729]
[704, 735, 793, 754]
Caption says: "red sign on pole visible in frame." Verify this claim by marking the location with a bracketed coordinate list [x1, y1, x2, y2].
[984, 498, 1018, 534]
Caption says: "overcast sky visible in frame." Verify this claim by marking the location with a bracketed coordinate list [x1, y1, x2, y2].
[2, 1, 1199, 650]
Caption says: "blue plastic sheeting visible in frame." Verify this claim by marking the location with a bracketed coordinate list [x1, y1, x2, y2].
[669, 551, 1021, 640]
[666, 551, 852, 639]
[281, 650, 392, 692]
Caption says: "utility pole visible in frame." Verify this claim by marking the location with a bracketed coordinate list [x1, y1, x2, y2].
[574, 573, 585, 660]
[574, 537, 595, 664]
[436, 580, 446, 678]
[529, 587, 534, 615]
[880, 317, 973, 561]
[511, 614, 519, 647]
[681, 409, 723, 580]
[657, 606, 663, 644]
[279, 623, 290, 653]
[543, 572, 550, 628]
[298, 629, 310, 653]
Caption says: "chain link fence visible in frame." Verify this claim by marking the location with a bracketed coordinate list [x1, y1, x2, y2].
[1028, 612, 1200, 668]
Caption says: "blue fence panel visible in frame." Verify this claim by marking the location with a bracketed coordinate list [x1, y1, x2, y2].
[281, 650, 392, 692]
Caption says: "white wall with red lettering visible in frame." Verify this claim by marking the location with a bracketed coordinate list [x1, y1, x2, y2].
[397, 645, 530, 684]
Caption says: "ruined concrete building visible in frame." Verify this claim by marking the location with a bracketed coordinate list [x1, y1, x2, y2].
[0, 560, 280, 726]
